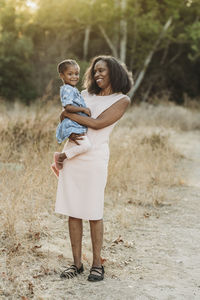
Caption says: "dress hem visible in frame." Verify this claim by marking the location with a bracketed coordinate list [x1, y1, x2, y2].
[55, 210, 103, 221]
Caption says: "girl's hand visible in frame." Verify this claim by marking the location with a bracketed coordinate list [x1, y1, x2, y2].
[83, 107, 91, 117]
[68, 133, 84, 145]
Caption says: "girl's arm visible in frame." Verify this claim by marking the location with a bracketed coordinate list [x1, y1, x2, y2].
[60, 97, 129, 130]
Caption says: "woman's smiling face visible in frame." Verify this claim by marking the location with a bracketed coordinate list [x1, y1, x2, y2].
[94, 60, 110, 90]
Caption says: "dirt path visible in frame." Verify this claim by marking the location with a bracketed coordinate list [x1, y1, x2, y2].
[2, 131, 199, 300]
[56, 131, 200, 300]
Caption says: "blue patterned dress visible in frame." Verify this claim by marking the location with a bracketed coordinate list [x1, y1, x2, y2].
[56, 84, 88, 143]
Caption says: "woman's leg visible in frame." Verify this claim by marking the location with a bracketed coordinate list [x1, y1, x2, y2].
[60, 217, 83, 278]
[89, 219, 103, 266]
[88, 219, 104, 281]
[68, 216, 83, 268]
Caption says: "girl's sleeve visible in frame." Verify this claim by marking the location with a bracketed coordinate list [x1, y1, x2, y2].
[60, 86, 75, 107]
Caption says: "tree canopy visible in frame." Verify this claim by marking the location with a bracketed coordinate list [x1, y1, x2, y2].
[0, 0, 199, 103]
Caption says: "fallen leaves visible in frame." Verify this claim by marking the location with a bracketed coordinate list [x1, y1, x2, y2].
[111, 235, 134, 248]
[31, 245, 43, 257]
[100, 257, 107, 265]
[31, 245, 42, 251]
[82, 254, 107, 265]
[143, 212, 151, 218]
[33, 265, 52, 278]
[1, 272, 6, 278]
[124, 241, 134, 248]
[9, 243, 21, 253]
[28, 282, 34, 295]
[57, 254, 64, 260]
[112, 235, 124, 244]
[82, 253, 90, 263]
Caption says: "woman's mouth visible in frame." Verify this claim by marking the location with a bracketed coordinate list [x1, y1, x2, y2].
[96, 78, 103, 83]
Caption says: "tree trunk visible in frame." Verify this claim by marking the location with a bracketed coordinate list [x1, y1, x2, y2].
[120, 0, 127, 63]
[129, 17, 173, 101]
[98, 25, 118, 58]
[83, 25, 91, 60]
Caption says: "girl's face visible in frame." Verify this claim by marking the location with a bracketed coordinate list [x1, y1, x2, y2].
[94, 60, 111, 90]
[60, 65, 80, 86]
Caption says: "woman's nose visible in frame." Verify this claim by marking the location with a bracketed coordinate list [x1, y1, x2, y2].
[94, 71, 99, 78]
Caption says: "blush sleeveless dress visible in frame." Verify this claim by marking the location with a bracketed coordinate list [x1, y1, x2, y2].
[55, 90, 130, 220]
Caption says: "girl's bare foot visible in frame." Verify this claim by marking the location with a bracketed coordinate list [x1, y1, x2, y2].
[54, 152, 67, 170]
[51, 163, 59, 177]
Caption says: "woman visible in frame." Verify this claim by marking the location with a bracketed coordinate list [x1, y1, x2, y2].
[55, 55, 133, 282]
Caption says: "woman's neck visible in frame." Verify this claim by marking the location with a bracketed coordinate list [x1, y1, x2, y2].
[98, 86, 113, 96]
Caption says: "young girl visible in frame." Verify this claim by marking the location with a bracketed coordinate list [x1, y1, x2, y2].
[51, 59, 92, 176]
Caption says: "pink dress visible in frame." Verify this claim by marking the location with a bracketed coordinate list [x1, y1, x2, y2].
[55, 90, 130, 220]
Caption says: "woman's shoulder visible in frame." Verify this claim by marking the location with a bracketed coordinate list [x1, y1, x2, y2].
[112, 93, 130, 103]
[81, 90, 130, 103]
[81, 89, 95, 100]
[81, 89, 89, 96]
[121, 94, 130, 102]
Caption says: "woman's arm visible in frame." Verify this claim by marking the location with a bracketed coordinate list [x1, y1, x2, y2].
[60, 97, 129, 130]
[65, 105, 91, 116]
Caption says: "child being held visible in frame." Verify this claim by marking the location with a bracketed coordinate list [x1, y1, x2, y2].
[51, 59, 91, 177]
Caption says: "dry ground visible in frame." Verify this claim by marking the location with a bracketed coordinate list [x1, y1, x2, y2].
[0, 101, 200, 299]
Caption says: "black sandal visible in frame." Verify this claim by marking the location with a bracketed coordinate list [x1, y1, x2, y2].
[60, 264, 84, 279]
[88, 265, 104, 282]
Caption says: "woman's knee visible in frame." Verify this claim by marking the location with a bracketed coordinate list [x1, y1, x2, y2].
[69, 216, 82, 221]
[89, 219, 103, 225]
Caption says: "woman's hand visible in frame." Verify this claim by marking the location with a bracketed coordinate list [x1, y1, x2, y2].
[83, 107, 91, 117]
[68, 133, 84, 145]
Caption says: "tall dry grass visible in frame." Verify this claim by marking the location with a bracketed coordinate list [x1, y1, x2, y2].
[0, 100, 199, 298]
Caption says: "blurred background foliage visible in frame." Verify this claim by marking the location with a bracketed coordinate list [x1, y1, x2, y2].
[0, 0, 199, 104]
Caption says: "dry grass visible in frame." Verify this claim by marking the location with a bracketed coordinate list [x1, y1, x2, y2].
[121, 102, 200, 131]
[0, 100, 199, 298]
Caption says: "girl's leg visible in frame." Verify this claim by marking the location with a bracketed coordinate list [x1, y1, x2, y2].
[64, 135, 91, 159]
[89, 219, 103, 267]
[68, 216, 83, 268]
[53, 135, 91, 172]
[51, 163, 59, 177]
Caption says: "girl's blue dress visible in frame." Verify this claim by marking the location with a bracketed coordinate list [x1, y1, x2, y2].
[56, 84, 88, 143]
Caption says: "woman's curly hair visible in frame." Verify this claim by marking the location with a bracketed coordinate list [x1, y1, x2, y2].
[83, 55, 133, 95]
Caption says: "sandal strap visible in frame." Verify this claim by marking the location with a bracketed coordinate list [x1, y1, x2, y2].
[90, 266, 104, 275]
[60, 264, 83, 279]
[69, 264, 78, 271]
[90, 269, 102, 275]
[88, 265, 104, 282]
[90, 266, 104, 271]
